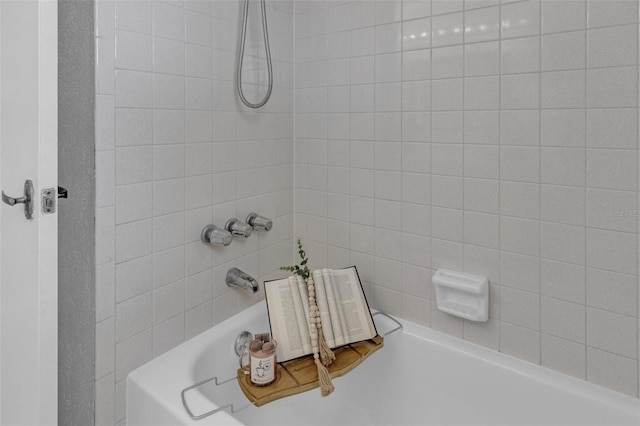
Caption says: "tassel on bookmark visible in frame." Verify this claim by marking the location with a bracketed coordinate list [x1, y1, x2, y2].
[314, 355, 335, 396]
[318, 326, 336, 367]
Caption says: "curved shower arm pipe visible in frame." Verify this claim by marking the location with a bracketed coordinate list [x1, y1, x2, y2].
[237, 0, 273, 109]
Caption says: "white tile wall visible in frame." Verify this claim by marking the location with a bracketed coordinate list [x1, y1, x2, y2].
[94, 1, 640, 423]
[294, 0, 640, 399]
[94, 0, 293, 424]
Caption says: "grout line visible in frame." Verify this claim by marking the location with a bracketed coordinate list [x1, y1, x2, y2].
[636, 0, 640, 396]
[292, 0, 297, 266]
[537, 0, 543, 366]
[181, 1, 188, 342]
[497, 0, 503, 356]
[399, 2, 405, 316]
[583, 0, 589, 378]
[428, 0, 433, 327]
[461, 0, 467, 340]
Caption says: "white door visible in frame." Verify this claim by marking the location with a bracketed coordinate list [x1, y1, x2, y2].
[0, 1, 58, 424]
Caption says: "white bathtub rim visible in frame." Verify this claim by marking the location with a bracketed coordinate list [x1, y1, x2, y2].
[397, 318, 640, 418]
[127, 302, 640, 424]
[126, 303, 268, 425]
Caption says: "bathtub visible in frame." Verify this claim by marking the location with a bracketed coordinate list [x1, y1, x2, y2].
[127, 302, 640, 425]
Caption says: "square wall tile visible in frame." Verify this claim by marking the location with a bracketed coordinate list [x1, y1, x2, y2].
[542, 334, 586, 379]
[542, 0, 585, 34]
[541, 70, 585, 109]
[115, 329, 152, 382]
[587, 66, 638, 108]
[501, 322, 541, 364]
[541, 147, 585, 187]
[432, 0, 462, 16]
[541, 259, 586, 304]
[500, 146, 540, 183]
[464, 41, 499, 77]
[587, 109, 637, 150]
[587, 307, 637, 359]
[541, 109, 585, 148]
[115, 70, 153, 108]
[540, 222, 585, 265]
[432, 46, 463, 79]
[115, 0, 152, 34]
[587, 0, 638, 29]
[541, 296, 585, 344]
[586, 228, 637, 276]
[501, 287, 540, 330]
[402, 18, 431, 51]
[501, 74, 540, 110]
[501, 0, 540, 39]
[403, 0, 431, 20]
[542, 31, 585, 72]
[501, 181, 539, 220]
[540, 184, 585, 226]
[501, 110, 539, 146]
[500, 251, 540, 293]
[586, 267, 637, 317]
[431, 12, 463, 47]
[464, 6, 499, 43]
[500, 216, 539, 257]
[587, 149, 637, 191]
[587, 25, 638, 68]
[587, 347, 638, 397]
[501, 36, 540, 74]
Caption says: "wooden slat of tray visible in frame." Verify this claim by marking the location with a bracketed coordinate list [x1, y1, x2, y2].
[237, 336, 384, 407]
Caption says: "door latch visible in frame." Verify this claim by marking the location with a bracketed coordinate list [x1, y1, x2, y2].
[42, 188, 56, 214]
[41, 186, 68, 214]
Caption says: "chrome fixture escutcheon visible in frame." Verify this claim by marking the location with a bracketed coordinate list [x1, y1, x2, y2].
[2, 179, 34, 220]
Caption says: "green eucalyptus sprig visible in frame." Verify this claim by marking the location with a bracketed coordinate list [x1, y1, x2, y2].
[280, 238, 310, 279]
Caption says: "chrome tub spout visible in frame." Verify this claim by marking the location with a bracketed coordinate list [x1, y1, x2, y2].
[226, 267, 259, 294]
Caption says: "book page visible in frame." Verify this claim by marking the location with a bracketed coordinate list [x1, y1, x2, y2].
[264, 278, 307, 361]
[312, 269, 336, 347]
[332, 267, 377, 343]
[322, 268, 346, 346]
[325, 269, 350, 343]
[296, 275, 310, 324]
[289, 276, 311, 354]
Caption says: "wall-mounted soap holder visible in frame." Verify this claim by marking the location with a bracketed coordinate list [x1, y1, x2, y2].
[433, 268, 489, 322]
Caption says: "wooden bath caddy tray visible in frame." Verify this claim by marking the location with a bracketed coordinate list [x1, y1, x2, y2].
[237, 336, 384, 406]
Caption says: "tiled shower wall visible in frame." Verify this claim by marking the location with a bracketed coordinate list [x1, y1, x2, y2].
[294, 0, 640, 397]
[92, 0, 640, 423]
[93, 0, 294, 423]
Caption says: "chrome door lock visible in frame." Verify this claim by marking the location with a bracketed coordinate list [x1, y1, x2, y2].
[42, 188, 56, 214]
[41, 186, 68, 214]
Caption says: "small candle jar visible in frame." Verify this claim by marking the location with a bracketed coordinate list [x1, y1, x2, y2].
[240, 337, 277, 386]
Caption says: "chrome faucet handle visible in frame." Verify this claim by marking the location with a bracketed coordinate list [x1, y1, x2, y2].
[201, 225, 232, 246]
[246, 212, 273, 232]
[225, 218, 253, 238]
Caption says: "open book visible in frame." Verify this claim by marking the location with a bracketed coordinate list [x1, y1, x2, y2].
[264, 266, 378, 362]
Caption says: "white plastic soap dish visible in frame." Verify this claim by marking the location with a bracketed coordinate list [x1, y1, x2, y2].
[433, 269, 489, 322]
